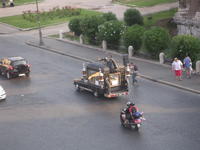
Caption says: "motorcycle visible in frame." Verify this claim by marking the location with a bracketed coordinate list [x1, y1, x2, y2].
[120, 108, 145, 131]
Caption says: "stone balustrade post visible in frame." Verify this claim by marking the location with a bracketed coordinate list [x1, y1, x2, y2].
[128, 46, 133, 58]
[59, 30, 63, 40]
[196, 60, 200, 74]
[80, 34, 83, 44]
[159, 52, 165, 64]
[102, 40, 107, 50]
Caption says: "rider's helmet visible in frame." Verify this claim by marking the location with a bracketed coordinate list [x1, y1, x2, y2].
[126, 101, 135, 107]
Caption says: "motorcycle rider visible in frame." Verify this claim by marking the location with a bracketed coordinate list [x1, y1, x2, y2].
[125, 102, 141, 122]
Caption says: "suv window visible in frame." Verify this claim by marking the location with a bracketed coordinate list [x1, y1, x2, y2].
[11, 60, 27, 66]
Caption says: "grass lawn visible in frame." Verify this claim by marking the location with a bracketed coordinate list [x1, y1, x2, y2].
[113, 0, 177, 7]
[14, 0, 43, 6]
[144, 8, 177, 27]
[0, 9, 101, 29]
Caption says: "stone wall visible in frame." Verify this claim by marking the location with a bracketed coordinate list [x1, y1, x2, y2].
[174, 0, 200, 38]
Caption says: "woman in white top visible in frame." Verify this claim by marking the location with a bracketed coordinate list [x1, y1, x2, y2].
[172, 57, 183, 81]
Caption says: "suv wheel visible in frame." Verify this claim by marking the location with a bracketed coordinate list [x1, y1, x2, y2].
[6, 72, 11, 79]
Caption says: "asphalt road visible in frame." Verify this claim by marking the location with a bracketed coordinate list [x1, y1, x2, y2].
[0, 35, 200, 150]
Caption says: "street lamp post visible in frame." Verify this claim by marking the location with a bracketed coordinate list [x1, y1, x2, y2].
[35, 0, 44, 46]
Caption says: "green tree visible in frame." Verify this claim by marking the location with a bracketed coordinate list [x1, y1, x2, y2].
[80, 15, 105, 44]
[102, 12, 117, 21]
[124, 9, 143, 26]
[68, 17, 83, 36]
[170, 35, 200, 63]
[144, 27, 170, 58]
[123, 25, 145, 52]
[97, 20, 126, 49]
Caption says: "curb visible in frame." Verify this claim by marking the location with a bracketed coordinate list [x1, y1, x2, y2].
[26, 41, 92, 63]
[50, 37, 171, 68]
[26, 41, 200, 95]
[140, 74, 200, 94]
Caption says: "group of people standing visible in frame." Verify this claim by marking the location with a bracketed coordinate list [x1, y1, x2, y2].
[2, 0, 14, 8]
[172, 55, 193, 81]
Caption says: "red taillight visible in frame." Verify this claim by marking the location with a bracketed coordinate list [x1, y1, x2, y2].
[8, 66, 13, 70]
[110, 94, 117, 97]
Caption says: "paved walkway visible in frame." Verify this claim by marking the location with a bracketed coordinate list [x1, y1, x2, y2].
[0, 0, 178, 19]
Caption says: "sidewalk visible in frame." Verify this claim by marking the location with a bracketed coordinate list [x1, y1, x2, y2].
[0, 23, 19, 34]
[26, 37, 200, 94]
[0, 0, 178, 19]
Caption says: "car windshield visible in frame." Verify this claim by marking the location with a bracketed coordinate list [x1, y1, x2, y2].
[11, 60, 27, 66]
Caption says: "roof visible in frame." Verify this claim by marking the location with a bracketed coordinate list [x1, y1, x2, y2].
[8, 56, 25, 61]
[86, 62, 109, 72]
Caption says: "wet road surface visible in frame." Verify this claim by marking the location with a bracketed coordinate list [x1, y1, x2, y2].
[0, 35, 200, 150]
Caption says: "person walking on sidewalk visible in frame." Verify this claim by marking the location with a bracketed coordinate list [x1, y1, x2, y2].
[9, 0, 14, 7]
[172, 57, 183, 81]
[130, 62, 138, 84]
[183, 55, 192, 78]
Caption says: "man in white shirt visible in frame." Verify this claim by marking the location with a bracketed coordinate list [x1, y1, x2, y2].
[172, 57, 183, 81]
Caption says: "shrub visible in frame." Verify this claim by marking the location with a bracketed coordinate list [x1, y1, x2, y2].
[22, 7, 81, 23]
[124, 9, 143, 26]
[80, 15, 105, 44]
[123, 25, 145, 52]
[97, 20, 126, 49]
[102, 12, 117, 21]
[68, 17, 83, 36]
[170, 35, 200, 63]
[144, 27, 170, 58]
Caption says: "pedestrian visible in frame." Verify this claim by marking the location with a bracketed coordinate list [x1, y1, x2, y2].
[2, 0, 6, 8]
[9, 0, 14, 7]
[130, 62, 138, 84]
[172, 57, 183, 81]
[183, 55, 192, 78]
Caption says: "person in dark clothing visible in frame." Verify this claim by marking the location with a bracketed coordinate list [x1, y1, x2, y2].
[9, 0, 14, 7]
[125, 102, 139, 122]
[2, 0, 6, 8]
[130, 63, 138, 84]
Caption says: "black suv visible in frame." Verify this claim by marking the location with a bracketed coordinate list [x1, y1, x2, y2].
[0, 57, 30, 79]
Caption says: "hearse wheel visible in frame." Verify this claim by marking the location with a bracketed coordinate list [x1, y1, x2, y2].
[75, 84, 80, 91]
[6, 72, 11, 79]
[93, 91, 99, 97]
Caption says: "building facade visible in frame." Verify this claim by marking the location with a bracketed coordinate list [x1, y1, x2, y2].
[174, 0, 200, 38]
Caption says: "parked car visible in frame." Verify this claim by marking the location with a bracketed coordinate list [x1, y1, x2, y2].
[0, 85, 6, 101]
[0, 57, 30, 79]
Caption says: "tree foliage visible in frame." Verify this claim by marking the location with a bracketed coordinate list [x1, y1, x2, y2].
[68, 17, 83, 36]
[123, 25, 145, 51]
[124, 8, 143, 26]
[97, 20, 126, 49]
[102, 12, 117, 21]
[80, 15, 105, 44]
[144, 27, 170, 58]
[170, 35, 200, 63]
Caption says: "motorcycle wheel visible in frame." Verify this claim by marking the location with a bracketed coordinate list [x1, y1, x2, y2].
[120, 116, 125, 127]
[135, 125, 139, 131]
